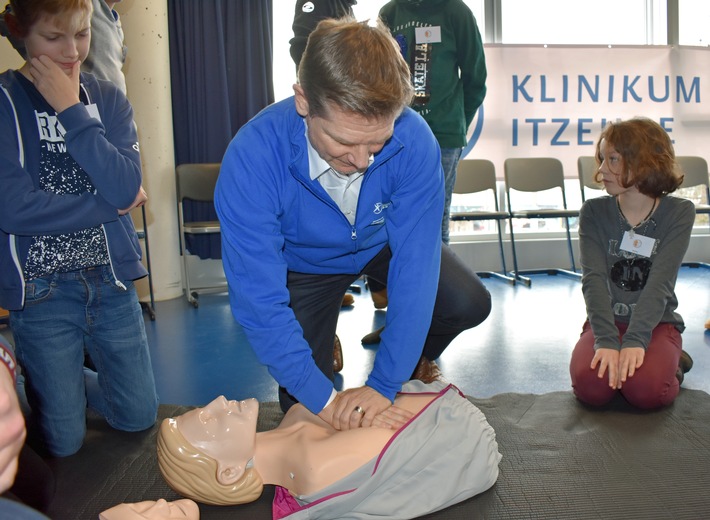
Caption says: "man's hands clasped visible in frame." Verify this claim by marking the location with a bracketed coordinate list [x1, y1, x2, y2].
[318, 385, 413, 431]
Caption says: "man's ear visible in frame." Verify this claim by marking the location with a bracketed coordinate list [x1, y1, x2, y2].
[293, 84, 309, 117]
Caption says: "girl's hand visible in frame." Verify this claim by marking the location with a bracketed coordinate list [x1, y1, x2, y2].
[618, 347, 645, 384]
[590, 348, 621, 388]
[27, 55, 81, 113]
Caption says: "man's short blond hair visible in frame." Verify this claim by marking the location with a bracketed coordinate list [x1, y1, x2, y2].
[298, 17, 413, 120]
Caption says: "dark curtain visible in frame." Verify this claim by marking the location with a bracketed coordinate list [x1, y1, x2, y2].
[168, 0, 274, 259]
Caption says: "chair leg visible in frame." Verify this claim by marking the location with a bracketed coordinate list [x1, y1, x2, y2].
[507, 218, 531, 287]
[490, 221, 515, 285]
[181, 239, 198, 308]
[557, 217, 582, 281]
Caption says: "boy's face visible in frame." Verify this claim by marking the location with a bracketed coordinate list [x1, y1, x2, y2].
[23, 11, 91, 76]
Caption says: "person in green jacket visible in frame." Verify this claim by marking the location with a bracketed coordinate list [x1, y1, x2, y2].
[379, 0, 487, 245]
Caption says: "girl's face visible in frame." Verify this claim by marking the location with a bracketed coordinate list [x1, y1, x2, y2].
[598, 138, 633, 196]
[23, 11, 91, 76]
[177, 396, 259, 485]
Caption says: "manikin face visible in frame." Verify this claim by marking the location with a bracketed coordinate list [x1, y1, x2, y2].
[22, 11, 91, 76]
[293, 84, 395, 175]
[177, 396, 259, 485]
[100, 499, 199, 520]
[598, 138, 637, 197]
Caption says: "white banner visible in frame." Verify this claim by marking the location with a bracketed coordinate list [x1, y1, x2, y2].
[466, 45, 710, 177]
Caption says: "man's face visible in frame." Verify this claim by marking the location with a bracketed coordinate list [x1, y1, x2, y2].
[294, 85, 395, 175]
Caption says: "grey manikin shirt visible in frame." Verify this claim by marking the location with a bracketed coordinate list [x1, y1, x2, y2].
[273, 380, 501, 519]
[579, 194, 695, 351]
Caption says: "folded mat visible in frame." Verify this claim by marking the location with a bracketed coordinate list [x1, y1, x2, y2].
[44, 389, 710, 519]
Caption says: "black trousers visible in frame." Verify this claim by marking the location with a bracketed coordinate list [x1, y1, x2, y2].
[280, 244, 491, 410]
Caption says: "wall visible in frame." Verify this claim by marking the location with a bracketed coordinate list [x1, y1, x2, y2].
[117, 0, 183, 301]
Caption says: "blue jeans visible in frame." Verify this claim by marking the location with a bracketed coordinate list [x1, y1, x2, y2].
[0, 499, 50, 519]
[440, 147, 463, 245]
[10, 266, 158, 457]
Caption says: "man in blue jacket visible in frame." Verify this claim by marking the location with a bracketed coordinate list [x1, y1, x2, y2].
[215, 18, 491, 431]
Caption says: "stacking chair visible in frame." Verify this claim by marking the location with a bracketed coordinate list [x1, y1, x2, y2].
[176, 163, 226, 307]
[577, 156, 604, 202]
[676, 156, 710, 269]
[450, 159, 515, 285]
[504, 157, 581, 286]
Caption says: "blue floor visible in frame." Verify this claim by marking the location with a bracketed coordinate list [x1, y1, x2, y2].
[144, 266, 710, 406]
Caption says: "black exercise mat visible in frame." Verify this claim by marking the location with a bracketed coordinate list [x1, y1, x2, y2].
[44, 389, 710, 520]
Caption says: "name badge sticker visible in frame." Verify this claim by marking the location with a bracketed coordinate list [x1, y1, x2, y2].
[85, 103, 101, 122]
[415, 26, 441, 44]
[620, 230, 656, 258]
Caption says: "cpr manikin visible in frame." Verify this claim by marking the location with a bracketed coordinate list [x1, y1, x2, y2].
[157, 381, 501, 519]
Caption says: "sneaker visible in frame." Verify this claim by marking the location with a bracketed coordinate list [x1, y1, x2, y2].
[411, 356, 443, 384]
[676, 350, 693, 386]
[333, 335, 343, 373]
[370, 289, 388, 309]
[679, 350, 693, 374]
[361, 326, 384, 345]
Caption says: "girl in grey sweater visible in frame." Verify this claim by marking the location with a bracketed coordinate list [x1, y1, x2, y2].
[570, 117, 695, 409]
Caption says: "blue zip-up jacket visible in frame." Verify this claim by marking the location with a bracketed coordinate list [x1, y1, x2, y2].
[0, 70, 146, 310]
[215, 97, 444, 413]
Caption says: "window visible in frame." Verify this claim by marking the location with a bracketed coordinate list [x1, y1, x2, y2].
[272, 1, 708, 240]
[501, 0, 664, 45]
[679, 0, 710, 45]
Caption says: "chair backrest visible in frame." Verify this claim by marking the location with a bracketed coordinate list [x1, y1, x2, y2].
[504, 157, 570, 211]
[577, 156, 603, 201]
[176, 163, 221, 203]
[454, 159, 497, 195]
[504, 157, 565, 192]
[677, 156, 710, 192]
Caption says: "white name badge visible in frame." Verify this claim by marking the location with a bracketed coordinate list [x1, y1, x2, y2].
[85, 103, 101, 122]
[620, 230, 656, 258]
[415, 26, 441, 44]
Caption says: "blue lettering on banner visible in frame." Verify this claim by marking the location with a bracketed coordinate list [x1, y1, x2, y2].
[507, 73, 694, 146]
[513, 74, 700, 103]
[512, 116, 676, 146]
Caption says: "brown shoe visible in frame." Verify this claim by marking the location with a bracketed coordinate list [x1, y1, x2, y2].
[361, 326, 384, 345]
[411, 356, 442, 384]
[341, 294, 355, 307]
[333, 335, 343, 373]
[370, 289, 388, 309]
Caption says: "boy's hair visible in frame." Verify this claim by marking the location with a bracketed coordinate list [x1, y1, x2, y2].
[595, 117, 684, 197]
[5, 0, 92, 38]
[298, 17, 413, 120]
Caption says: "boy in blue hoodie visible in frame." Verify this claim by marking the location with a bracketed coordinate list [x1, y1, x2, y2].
[0, 0, 157, 457]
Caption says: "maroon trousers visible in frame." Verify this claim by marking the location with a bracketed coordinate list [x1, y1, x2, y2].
[570, 321, 682, 409]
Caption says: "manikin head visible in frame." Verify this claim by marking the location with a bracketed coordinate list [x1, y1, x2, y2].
[99, 499, 200, 520]
[157, 396, 264, 506]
